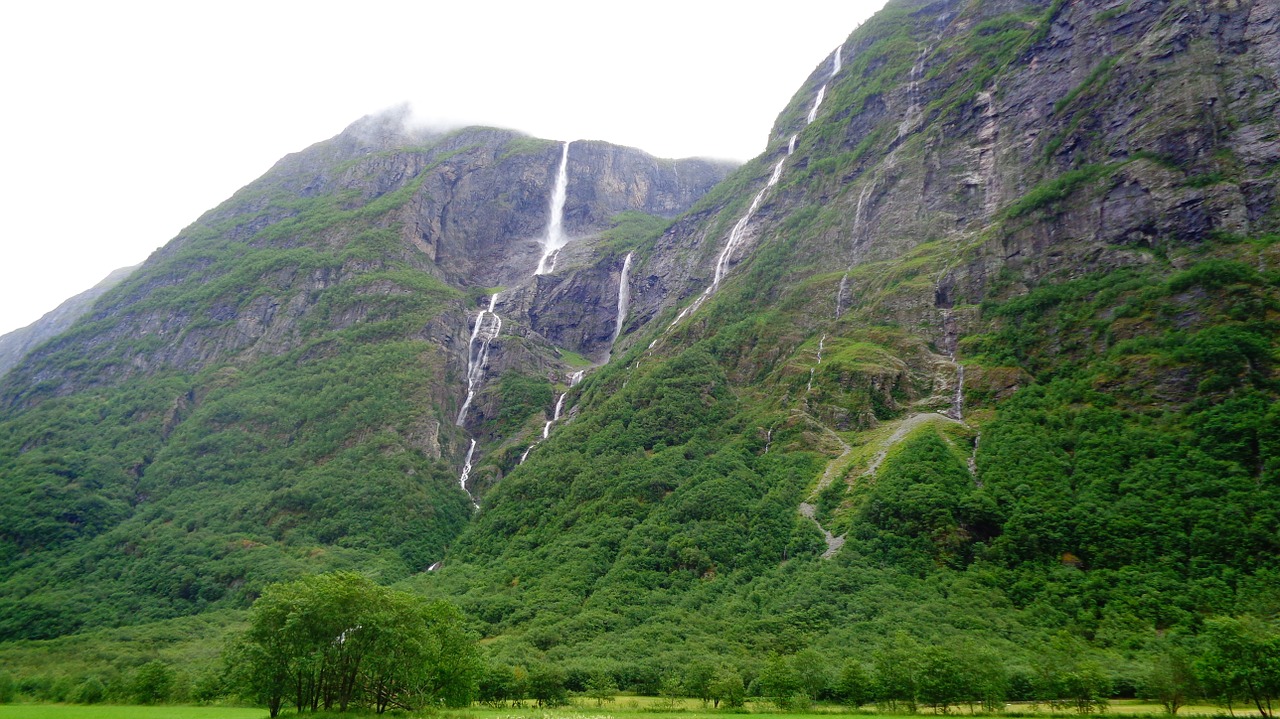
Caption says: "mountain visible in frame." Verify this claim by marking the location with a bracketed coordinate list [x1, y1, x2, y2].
[1, 0, 1278, 694]
[0, 113, 733, 640]
[0, 265, 138, 379]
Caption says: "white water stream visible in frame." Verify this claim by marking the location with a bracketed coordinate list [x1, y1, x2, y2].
[612, 253, 633, 344]
[456, 293, 502, 426]
[669, 135, 798, 328]
[457, 438, 477, 497]
[807, 334, 826, 393]
[805, 45, 843, 124]
[535, 142, 571, 275]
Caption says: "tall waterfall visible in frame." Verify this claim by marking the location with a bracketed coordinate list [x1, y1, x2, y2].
[670, 135, 798, 328]
[456, 292, 502, 426]
[806, 45, 843, 124]
[457, 438, 477, 497]
[535, 142, 572, 275]
[612, 253, 633, 344]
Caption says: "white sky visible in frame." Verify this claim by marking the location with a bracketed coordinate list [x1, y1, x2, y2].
[0, 0, 885, 336]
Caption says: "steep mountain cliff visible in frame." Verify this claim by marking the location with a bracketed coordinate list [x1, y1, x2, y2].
[0, 0, 1277, 690]
[0, 265, 137, 378]
[0, 114, 733, 639]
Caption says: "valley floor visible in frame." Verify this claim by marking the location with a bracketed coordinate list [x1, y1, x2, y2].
[0, 698, 1262, 719]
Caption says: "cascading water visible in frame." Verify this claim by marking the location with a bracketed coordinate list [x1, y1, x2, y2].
[805, 44, 843, 124]
[669, 137, 798, 328]
[456, 293, 502, 426]
[806, 86, 827, 124]
[457, 438, 477, 496]
[521, 373, 580, 464]
[543, 393, 567, 439]
[807, 334, 826, 393]
[835, 176, 879, 318]
[951, 363, 965, 420]
[898, 45, 929, 139]
[835, 274, 850, 319]
[535, 142, 571, 275]
[612, 253, 632, 344]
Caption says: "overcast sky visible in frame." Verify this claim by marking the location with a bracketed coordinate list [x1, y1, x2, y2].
[0, 0, 886, 336]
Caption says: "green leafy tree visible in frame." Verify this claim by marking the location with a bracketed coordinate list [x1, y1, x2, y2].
[836, 660, 874, 708]
[918, 644, 968, 713]
[1196, 616, 1280, 718]
[131, 661, 174, 705]
[793, 648, 833, 702]
[227, 571, 479, 716]
[1142, 641, 1198, 715]
[759, 653, 807, 709]
[683, 660, 716, 705]
[709, 667, 745, 709]
[71, 676, 106, 704]
[874, 633, 922, 713]
[527, 661, 567, 707]
[586, 669, 617, 706]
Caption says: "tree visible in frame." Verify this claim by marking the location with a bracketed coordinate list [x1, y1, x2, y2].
[131, 661, 174, 705]
[874, 633, 922, 713]
[836, 660, 874, 709]
[918, 645, 967, 713]
[1196, 616, 1280, 718]
[586, 669, 617, 706]
[527, 661, 567, 707]
[758, 654, 806, 710]
[683, 660, 716, 705]
[1142, 641, 1198, 715]
[227, 571, 480, 716]
[709, 667, 745, 709]
[793, 648, 833, 702]
[71, 676, 106, 704]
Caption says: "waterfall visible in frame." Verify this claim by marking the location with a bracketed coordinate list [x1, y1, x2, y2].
[457, 438, 477, 496]
[543, 393, 567, 439]
[952, 363, 965, 420]
[805, 45, 842, 124]
[569, 370, 585, 387]
[669, 147, 791, 328]
[835, 273, 849, 319]
[713, 155, 788, 287]
[806, 86, 827, 124]
[612, 253, 632, 344]
[807, 334, 826, 393]
[519, 445, 533, 465]
[456, 293, 502, 426]
[535, 141, 571, 275]
[898, 45, 929, 139]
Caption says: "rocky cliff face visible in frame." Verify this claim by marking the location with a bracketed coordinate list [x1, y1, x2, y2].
[0, 265, 136, 379]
